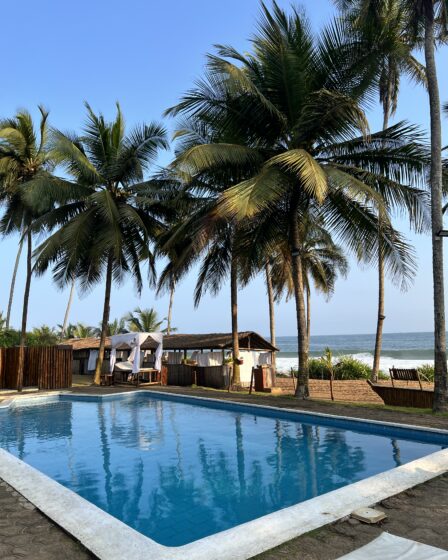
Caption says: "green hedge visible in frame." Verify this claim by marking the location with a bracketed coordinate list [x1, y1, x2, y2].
[302, 355, 388, 380]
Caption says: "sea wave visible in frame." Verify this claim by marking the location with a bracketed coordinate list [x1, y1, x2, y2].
[275, 352, 433, 373]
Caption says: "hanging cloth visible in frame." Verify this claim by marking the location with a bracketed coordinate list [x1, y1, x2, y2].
[87, 349, 99, 371]
[109, 333, 163, 373]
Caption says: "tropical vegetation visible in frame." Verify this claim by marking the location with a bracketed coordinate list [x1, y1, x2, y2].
[166, 4, 428, 397]
[0, 1, 447, 412]
[25, 103, 168, 384]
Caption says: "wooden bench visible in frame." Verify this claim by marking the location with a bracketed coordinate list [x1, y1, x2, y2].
[368, 367, 433, 408]
[389, 367, 424, 389]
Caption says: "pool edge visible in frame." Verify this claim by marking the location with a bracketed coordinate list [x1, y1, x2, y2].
[1, 390, 448, 560]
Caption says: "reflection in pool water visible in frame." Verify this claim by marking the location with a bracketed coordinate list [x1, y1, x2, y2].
[0, 394, 444, 546]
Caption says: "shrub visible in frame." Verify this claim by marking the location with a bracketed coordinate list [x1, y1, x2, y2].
[279, 354, 389, 381]
[309, 358, 331, 379]
[0, 329, 20, 348]
[417, 363, 434, 382]
[333, 355, 371, 380]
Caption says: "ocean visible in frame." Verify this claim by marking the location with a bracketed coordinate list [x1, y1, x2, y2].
[275, 332, 437, 373]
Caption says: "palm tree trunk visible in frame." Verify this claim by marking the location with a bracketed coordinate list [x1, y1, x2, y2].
[372, 108, 390, 382]
[290, 195, 309, 398]
[424, 14, 448, 412]
[166, 279, 175, 335]
[6, 237, 24, 329]
[306, 283, 311, 347]
[372, 221, 385, 381]
[17, 230, 33, 392]
[61, 279, 76, 338]
[231, 250, 240, 385]
[94, 254, 113, 385]
[265, 262, 276, 369]
[19, 230, 32, 347]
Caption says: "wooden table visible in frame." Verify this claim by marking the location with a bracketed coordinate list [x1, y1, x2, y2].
[138, 368, 159, 385]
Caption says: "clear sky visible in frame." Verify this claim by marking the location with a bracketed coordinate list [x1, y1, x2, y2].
[0, 0, 447, 336]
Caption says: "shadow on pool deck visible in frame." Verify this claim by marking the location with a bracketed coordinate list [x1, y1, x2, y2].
[1, 383, 448, 559]
[254, 473, 448, 559]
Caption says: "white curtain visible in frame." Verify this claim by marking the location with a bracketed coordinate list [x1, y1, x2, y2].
[87, 350, 99, 371]
[258, 352, 272, 365]
[238, 350, 258, 383]
[109, 333, 163, 373]
[168, 352, 183, 365]
[194, 351, 223, 367]
[150, 332, 163, 371]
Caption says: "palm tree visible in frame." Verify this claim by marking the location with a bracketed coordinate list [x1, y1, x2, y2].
[240, 216, 348, 353]
[265, 261, 277, 354]
[60, 279, 76, 338]
[337, 0, 428, 380]
[167, 3, 428, 397]
[28, 325, 59, 346]
[0, 107, 53, 342]
[95, 317, 128, 336]
[28, 103, 168, 384]
[125, 307, 165, 332]
[71, 323, 96, 339]
[161, 119, 251, 385]
[301, 220, 349, 344]
[401, 0, 448, 411]
[0, 311, 6, 330]
[154, 171, 197, 336]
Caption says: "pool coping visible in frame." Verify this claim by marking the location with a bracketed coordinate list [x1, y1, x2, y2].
[0, 389, 447, 560]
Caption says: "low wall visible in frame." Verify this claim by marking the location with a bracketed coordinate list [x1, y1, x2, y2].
[275, 378, 435, 403]
[275, 378, 383, 403]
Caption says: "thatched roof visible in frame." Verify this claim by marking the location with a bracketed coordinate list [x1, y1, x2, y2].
[162, 332, 278, 351]
[62, 331, 277, 352]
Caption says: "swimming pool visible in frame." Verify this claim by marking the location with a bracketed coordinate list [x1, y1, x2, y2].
[1, 391, 447, 550]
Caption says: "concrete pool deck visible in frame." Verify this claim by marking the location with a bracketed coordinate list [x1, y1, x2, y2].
[1, 386, 448, 559]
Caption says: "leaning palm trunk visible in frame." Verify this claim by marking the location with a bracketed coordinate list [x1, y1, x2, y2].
[166, 279, 175, 335]
[265, 262, 276, 369]
[424, 14, 448, 412]
[230, 252, 241, 385]
[94, 254, 113, 385]
[19, 229, 32, 346]
[17, 229, 33, 392]
[6, 237, 24, 329]
[61, 279, 76, 338]
[372, 222, 385, 381]
[290, 197, 309, 398]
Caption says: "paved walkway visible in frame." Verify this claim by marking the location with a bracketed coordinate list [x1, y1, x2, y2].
[0, 480, 93, 559]
[255, 473, 448, 559]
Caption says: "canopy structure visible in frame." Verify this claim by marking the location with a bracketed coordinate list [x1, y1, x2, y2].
[109, 333, 163, 374]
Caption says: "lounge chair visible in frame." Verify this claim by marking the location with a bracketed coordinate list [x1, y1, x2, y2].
[338, 532, 448, 559]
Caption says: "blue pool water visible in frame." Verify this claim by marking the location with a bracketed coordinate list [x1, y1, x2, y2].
[0, 393, 446, 547]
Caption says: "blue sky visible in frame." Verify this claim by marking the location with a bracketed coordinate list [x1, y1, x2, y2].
[0, 0, 447, 336]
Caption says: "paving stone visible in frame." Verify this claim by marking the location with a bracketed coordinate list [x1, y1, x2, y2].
[0, 478, 93, 559]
